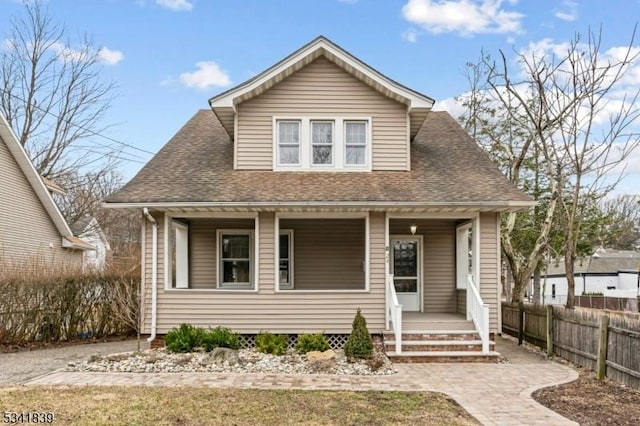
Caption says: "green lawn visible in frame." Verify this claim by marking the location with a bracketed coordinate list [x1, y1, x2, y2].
[1, 386, 479, 425]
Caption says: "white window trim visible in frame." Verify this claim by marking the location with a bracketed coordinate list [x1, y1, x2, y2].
[278, 229, 294, 289]
[217, 229, 255, 290]
[274, 212, 370, 292]
[343, 120, 370, 168]
[273, 116, 372, 171]
[276, 120, 301, 167]
[163, 212, 259, 292]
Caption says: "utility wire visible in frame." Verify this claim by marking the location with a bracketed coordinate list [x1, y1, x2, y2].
[0, 88, 157, 156]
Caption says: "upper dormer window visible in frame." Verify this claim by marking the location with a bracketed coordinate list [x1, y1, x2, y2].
[273, 117, 371, 171]
[345, 121, 367, 166]
[277, 121, 301, 165]
[311, 121, 334, 166]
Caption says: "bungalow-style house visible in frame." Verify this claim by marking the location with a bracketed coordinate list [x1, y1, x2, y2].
[71, 216, 111, 272]
[0, 114, 94, 270]
[105, 37, 533, 361]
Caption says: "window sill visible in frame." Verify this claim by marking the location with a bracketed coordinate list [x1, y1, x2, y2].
[275, 289, 370, 294]
[163, 288, 259, 293]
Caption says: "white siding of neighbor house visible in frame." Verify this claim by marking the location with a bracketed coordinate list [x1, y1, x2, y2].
[0, 133, 82, 268]
[235, 56, 409, 171]
[141, 212, 386, 335]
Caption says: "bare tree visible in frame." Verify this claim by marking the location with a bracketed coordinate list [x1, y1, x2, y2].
[597, 195, 640, 250]
[457, 27, 640, 305]
[0, 1, 119, 180]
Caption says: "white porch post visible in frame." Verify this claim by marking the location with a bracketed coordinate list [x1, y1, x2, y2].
[384, 212, 389, 327]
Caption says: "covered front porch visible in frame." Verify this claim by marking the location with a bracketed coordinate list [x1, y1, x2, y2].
[385, 215, 494, 358]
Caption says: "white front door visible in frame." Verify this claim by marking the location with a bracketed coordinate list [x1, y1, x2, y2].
[391, 237, 421, 312]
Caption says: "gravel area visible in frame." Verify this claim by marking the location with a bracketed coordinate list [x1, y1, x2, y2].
[0, 339, 145, 385]
[67, 348, 397, 375]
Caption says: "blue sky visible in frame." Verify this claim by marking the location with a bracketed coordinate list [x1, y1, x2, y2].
[2, 0, 639, 194]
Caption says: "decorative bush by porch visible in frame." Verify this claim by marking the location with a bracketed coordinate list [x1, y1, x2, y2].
[165, 324, 242, 353]
[295, 333, 330, 353]
[344, 308, 373, 359]
[202, 326, 242, 351]
[256, 331, 288, 355]
[165, 324, 206, 353]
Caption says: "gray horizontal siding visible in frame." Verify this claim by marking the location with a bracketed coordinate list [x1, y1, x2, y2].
[0, 133, 81, 268]
[280, 218, 365, 290]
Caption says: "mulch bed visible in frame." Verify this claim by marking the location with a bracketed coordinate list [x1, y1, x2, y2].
[533, 367, 640, 425]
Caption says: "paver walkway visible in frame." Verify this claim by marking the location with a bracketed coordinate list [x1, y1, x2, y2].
[22, 337, 579, 426]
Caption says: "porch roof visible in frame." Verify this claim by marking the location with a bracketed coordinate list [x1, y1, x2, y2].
[105, 110, 533, 211]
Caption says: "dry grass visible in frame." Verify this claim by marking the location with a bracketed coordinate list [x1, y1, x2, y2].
[0, 386, 479, 425]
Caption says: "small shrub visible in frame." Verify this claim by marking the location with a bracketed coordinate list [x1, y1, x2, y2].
[344, 308, 373, 359]
[164, 323, 205, 353]
[295, 333, 330, 353]
[582, 291, 604, 296]
[202, 326, 242, 351]
[256, 331, 288, 355]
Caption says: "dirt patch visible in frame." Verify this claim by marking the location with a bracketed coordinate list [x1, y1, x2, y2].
[533, 368, 640, 425]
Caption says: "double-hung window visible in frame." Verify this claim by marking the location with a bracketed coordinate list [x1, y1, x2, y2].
[277, 121, 300, 165]
[345, 121, 367, 166]
[218, 230, 253, 289]
[311, 121, 333, 165]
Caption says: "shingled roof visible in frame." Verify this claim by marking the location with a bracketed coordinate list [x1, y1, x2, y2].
[105, 110, 531, 209]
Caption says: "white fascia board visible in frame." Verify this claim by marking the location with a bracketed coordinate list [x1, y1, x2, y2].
[0, 114, 73, 238]
[102, 200, 536, 211]
[209, 37, 434, 110]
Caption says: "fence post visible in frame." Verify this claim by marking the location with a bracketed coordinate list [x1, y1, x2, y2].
[518, 301, 524, 345]
[546, 304, 554, 357]
[596, 312, 610, 381]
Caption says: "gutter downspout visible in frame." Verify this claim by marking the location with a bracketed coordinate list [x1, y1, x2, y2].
[143, 208, 158, 343]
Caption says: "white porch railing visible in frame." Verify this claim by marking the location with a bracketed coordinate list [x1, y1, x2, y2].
[467, 274, 490, 354]
[386, 274, 403, 354]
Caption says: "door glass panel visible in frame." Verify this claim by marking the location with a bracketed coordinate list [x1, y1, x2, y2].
[393, 240, 418, 294]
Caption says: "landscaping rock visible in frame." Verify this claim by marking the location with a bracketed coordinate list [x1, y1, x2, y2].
[68, 347, 396, 376]
[306, 349, 336, 362]
[209, 348, 239, 365]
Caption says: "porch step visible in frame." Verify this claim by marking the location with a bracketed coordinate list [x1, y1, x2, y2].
[387, 351, 501, 363]
[384, 339, 493, 352]
[383, 330, 480, 341]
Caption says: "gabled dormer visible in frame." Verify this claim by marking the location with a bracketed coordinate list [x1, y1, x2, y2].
[209, 36, 434, 172]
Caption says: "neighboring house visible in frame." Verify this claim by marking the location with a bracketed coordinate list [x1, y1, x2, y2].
[0, 114, 94, 270]
[534, 248, 640, 305]
[105, 37, 532, 360]
[71, 216, 111, 272]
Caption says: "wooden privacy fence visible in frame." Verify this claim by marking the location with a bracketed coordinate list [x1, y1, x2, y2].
[502, 302, 640, 389]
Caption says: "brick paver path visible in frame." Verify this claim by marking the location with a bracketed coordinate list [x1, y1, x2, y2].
[25, 361, 577, 425]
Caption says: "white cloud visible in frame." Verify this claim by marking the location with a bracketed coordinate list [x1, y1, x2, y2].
[156, 0, 193, 11]
[402, 28, 419, 43]
[179, 61, 231, 90]
[401, 0, 524, 36]
[553, 0, 578, 22]
[50, 41, 86, 62]
[97, 47, 124, 66]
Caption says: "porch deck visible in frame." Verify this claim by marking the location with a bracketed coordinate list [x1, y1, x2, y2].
[397, 312, 476, 332]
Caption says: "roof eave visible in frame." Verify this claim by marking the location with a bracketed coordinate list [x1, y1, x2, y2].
[103, 200, 535, 213]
